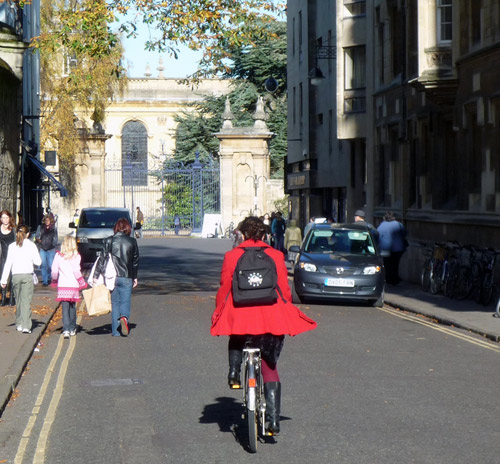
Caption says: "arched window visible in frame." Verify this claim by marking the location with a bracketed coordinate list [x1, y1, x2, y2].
[121, 121, 147, 186]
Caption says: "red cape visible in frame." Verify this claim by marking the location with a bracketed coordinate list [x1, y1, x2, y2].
[211, 240, 317, 336]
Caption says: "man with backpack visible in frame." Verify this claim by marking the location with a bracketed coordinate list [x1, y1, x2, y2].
[211, 216, 317, 436]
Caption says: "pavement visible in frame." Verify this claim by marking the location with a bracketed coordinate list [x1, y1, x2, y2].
[1, 279, 500, 416]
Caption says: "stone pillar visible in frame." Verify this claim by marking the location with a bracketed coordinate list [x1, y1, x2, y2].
[215, 97, 275, 230]
[76, 124, 111, 208]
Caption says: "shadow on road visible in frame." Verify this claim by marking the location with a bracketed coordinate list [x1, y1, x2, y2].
[199, 396, 278, 453]
[136, 242, 228, 296]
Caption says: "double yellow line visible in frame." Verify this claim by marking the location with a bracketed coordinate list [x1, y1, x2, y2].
[378, 306, 500, 353]
[14, 315, 81, 464]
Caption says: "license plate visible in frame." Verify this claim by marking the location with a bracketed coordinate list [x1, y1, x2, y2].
[324, 278, 355, 287]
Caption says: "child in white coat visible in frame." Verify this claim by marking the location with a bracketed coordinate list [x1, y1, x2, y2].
[51, 235, 87, 338]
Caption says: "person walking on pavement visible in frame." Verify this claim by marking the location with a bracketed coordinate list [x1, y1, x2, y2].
[1, 225, 41, 333]
[211, 216, 317, 435]
[94, 218, 139, 337]
[35, 215, 58, 286]
[135, 207, 144, 239]
[376, 211, 408, 285]
[284, 219, 302, 262]
[354, 209, 379, 243]
[174, 214, 181, 235]
[271, 211, 286, 253]
[72, 209, 80, 226]
[0, 210, 16, 306]
[51, 235, 87, 338]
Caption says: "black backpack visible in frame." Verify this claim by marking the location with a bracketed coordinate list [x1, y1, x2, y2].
[232, 247, 278, 306]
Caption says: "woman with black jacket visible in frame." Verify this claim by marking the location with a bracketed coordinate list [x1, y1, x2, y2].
[95, 217, 139, 337]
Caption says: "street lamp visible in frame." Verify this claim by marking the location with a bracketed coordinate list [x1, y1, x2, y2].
[246, 174, 267, 216]
[309, 45, 337, 86]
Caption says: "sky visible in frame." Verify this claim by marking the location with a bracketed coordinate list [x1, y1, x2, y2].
[118, 17, 202, 79]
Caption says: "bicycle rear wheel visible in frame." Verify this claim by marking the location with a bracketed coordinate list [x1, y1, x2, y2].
[247, 408, 258, 453]
[453, 267, 469, 300]
[421, 259, 431, 292]
[244, 354, 259, 453]
[429, 262, 442, 294]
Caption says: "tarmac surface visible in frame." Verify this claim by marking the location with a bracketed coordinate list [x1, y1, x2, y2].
[1, 277, 500, 415]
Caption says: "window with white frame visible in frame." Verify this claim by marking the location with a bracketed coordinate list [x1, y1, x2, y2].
[437, 0, 452, 44]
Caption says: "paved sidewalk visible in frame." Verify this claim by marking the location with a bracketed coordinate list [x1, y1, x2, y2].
[384, 281, 500, 343]
[1, 280, 500, 415]
[0, 285, 59, 414]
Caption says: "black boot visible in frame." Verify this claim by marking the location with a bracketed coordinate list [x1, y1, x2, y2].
[227, 349, 242, 389]
[264, 381, 281, 436]
[0, 288, 7, 306]
[8, 283, 15, 306]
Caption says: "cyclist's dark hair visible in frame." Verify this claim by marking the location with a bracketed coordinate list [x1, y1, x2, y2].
[238, 216, 266, 242]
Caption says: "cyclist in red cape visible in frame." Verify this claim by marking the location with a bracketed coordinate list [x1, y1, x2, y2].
[211, 216, 317, 435]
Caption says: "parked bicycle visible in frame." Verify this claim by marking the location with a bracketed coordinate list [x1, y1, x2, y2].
[242, 346, 267, 453]
[421, 242, 448, 294]
[474, 248, 499, 306]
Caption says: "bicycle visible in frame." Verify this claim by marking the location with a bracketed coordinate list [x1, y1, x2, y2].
[441, 241, 463, 298]
[421, 242, 447, 294]
[242, 347, 267, 453]
[475, 248, 499, 305]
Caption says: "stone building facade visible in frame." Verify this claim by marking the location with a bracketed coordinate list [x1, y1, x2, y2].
[51, 77, 232, 233]
[0, 1, 38, 218]
[287, 0, 500, 281]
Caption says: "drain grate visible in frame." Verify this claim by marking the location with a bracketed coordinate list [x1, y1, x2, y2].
[83, 378, 143, 387]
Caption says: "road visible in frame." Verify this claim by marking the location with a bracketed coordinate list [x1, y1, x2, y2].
[1, 238, 500, 463]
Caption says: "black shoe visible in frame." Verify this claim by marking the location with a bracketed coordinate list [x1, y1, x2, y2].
[227, 368, 241, 389]
[227, 349, 242, 389]
[42, 283, 49, 287]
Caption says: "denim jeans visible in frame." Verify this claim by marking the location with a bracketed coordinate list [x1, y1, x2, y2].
[111, 277, 133, 336]
[40, 248, 56, 285]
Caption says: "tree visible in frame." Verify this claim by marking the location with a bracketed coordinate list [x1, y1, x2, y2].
[173, 21, 287, 177]
[35, 0, 126, 198]
[33, 0, 285, 77]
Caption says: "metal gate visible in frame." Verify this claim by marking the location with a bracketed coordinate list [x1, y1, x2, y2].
[104, 153, 220, 235]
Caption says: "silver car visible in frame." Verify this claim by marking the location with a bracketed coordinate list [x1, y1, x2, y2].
[69, 207, 132, 264]
[291, 223, 385, 306]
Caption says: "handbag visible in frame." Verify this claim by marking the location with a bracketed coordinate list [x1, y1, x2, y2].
[32, 273, 38, 285]
[82, 284, 112, 316]
[88, 252, 117, 291]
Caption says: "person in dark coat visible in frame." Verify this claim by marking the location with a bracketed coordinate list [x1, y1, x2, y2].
[376, 211, 408, 285]
[35, 215, 58, 286]
[0, 210, 16, 306]
[94, 218, 139, 337]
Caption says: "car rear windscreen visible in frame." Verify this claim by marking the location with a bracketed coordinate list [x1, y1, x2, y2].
[79, 211, 131, 228]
